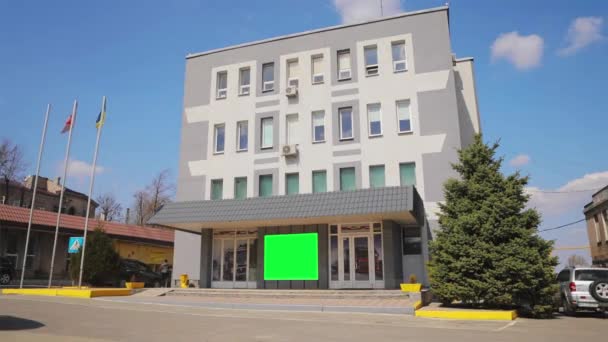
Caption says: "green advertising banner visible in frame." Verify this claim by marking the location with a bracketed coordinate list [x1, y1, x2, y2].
[264, 233, 319, 280]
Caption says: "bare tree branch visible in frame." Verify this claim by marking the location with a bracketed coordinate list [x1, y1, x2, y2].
[95, 193, 123, 221]
[566, 254, 589, 268]
[0, 139, 28, 203]
[130, 169, 174, 226]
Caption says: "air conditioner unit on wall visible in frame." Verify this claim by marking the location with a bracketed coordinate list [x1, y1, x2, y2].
[282, 144, 298, 157]
[285, 86, 298, 98]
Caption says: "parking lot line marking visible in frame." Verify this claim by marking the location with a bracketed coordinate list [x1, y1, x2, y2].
[495, 320, 517, 332]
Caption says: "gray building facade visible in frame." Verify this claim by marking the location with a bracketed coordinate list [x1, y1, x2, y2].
[151, 6, 480, 289]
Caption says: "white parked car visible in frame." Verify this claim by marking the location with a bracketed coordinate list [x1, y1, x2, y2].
[556, 267, 608, 315]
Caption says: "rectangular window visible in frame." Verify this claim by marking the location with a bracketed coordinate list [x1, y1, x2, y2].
[211, 179, 223, 200]
[259, 174, 273, 197]
[594, 215, 601, 243]
[287, 59, 299, 87]
[261, 117, 273, 149]
[262, 63, 274, 92]
[216, 71, 227, 99]
[369, 165, 385, 188]
[312, 170, 327, 193]
[312, 111, 325, 143]
[367, 103, 382, 136]
[364, 45, 379, 76]
[337, 49, 351, 80]
[399, 163, 416, 186]
[396, 100, 412, 133]
[311, 54, 324, 84]
[236, 121, 248, 151]
[239, 68, 250, 95]
[214, 124, 225, 154]
[339, 107, 354, 140]
[403, 226, 422, 255]
[340, 167, 356, 191]
[603, 210, 608, 241]
[392, 41, 407, 72]
[286, 114, 299, 145]
[234, 177, 247, 200]
[285, 173, 299, 195]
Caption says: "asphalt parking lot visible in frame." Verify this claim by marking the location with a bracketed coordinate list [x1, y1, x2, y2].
[0, 294, 605, 342]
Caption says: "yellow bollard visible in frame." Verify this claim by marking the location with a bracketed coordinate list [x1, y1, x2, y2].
[180, 274, 189, 288]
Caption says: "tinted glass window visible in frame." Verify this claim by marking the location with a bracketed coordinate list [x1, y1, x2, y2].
[575, 269, 608, 281]
[557, 270, 570, 282]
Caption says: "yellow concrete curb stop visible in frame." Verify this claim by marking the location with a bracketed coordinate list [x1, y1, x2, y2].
[415, 308, 517, 320]
[1, 288, 133, 298]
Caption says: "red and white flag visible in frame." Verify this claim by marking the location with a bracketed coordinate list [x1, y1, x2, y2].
[61, 114, 73, 134]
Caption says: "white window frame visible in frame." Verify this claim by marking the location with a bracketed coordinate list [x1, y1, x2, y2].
[287, 59, 299, 88]
[391, 41, 407, 73]
[337, 50, 352, 81]
[214, 123, 225, 154]
[367, 103, 382, 137]
[311, 110, 325, 143]
[364, 45, 379, 77]
[339, 107, 354, 140]
[216, 71, 228, 99]
[239, 67, 250, 96]
[311, 54, 324, 84]
[236, 121, 248, 152]
[262, 63, 274, 92]
[396, 100, 413, 134]
[261, 117, 274, 149]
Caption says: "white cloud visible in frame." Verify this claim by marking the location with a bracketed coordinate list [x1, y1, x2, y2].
[558, 16, 604, 56]
[333, 0, 402, 24]
[526, 171, 608, 216]
[509, 154, 531, 167]
[491, 31, 544, 70]
[57, 159, 105, 183]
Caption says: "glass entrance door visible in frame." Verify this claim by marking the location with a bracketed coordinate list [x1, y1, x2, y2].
[338, 235, 373, 288]
[212, 230, 257, 288]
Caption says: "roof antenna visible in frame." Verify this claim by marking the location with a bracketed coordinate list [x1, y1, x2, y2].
[380, 0, 384, 16]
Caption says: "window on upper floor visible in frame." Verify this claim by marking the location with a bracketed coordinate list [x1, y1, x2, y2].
[211, 179, 223, 200]
[603, 210, 608, 241]
[339, 107, 354, 140]
[259, 174, 273, 197]
[262, 63, 274, 92]
[369, 165, 385, 188]
[311, 54, 324, 84]
[312, 170, 327, 193]
[396, 100, 412, 133]
[286, 114, 299, 145]
[364, 45, 379, 76]
[214, 124, 225, 154]
[234, 177, 247, 200]
[312, 110, 325, 143]
[261, 117, 274, 149]
[337, 49, 351, 81]
[399, 163, 416, 186]
[392, 41, 407, 72]
[367, 103, 382, 137]
[339, 167, 356, 191]
[594, 215, 601, 243]
[216, 71, 227, 99]
[285, 173, 299, 195]
[239, 68, 250, 95]
[236, 121, 248, 151]
[287, 59, 299, 87]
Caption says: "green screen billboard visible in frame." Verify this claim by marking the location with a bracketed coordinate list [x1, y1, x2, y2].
[264, 233, 318, 280]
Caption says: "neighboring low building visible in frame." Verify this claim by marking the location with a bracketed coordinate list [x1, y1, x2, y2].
[0, 175, 98, 218]
[0, 203, 174, 279]
[584, 185, 608, 266]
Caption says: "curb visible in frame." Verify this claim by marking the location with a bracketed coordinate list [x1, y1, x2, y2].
[415, 309, 517, 320]
[1, 288, 133, 298]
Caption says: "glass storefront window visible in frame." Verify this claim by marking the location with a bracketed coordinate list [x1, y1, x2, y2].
[249, 239, 257, 281]
[212, 239, 221, 281]
[341, 224, 370, 233]
[330, 236, 338, 281]
[354, 237, 369, 281]
[235, 239, 248, 281]
[374, 234, 383, 281]
[343, 237, 350, 281]
[222, 240, 235, 281]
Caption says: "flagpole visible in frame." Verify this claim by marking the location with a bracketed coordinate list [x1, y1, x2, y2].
[48, 100, 78, 288]
[19, 104, 50, 289]
[78, 96, 105, 288]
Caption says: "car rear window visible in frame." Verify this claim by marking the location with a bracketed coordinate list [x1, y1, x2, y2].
[575, 270, 608, 281]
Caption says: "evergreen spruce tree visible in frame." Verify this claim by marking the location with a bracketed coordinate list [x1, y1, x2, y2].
[428, 134, 558, 318]
[70, 226, 120, 286]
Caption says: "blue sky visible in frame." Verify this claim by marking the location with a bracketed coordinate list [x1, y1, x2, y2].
[1, 0, 607, 266]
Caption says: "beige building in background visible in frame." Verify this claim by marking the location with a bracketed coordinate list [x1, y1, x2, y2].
[584, 185, 608, 266]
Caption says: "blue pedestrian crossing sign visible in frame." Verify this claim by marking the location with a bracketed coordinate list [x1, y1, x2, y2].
[68, 237, 84, 253]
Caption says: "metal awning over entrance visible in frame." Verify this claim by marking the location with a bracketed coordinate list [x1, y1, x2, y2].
[148, 186, 424, 232]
